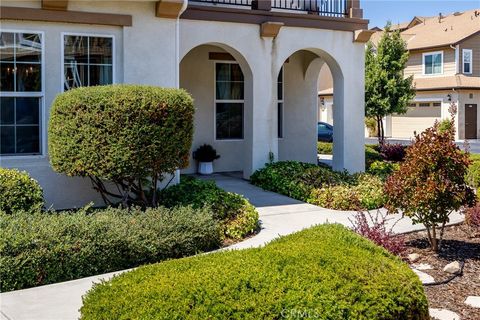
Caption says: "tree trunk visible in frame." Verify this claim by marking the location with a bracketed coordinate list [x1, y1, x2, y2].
[431, 226, 438, 252]
[379, 116, 385, 143]
[376, 116, 382, 142]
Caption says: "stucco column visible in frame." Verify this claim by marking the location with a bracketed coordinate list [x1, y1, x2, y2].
[332, 44, 365, 173]
[243, 40, 278, 179]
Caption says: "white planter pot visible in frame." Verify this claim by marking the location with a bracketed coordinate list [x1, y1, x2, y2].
[198, 162, 214, 175]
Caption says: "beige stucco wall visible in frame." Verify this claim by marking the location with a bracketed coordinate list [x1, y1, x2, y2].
[180, 45, 245, 173]
[279, 51, 319, 163]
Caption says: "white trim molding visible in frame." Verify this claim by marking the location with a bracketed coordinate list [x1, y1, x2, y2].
[60, 32, 116, 92]
[0, 29, 46, 158]
[213, 61, 245, 141]
[422, 50, 444, 76]
[462, 49, 473, 75]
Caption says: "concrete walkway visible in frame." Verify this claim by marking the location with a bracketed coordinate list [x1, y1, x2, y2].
[0, 174, 464, 320]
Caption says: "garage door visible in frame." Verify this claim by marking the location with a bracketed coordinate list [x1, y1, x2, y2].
[391, 105, 441, 138]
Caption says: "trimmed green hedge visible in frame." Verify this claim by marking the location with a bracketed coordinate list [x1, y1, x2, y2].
[0, 206, 220, 291]
[0, 168, 43, 214]
[80, 224, 429, 320]
[159, 176, 259, 240]
[48, 84, 194, 207]
[251, 161, 385, 210]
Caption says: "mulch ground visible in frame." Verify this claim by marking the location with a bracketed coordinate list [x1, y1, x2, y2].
[404, 224, 480, 320]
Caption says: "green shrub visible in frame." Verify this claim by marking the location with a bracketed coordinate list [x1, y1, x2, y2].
[365, 145, 383, 169]
[365, 117, 378, 137]
[352, 174, 387, 209]
[0, 168, 44, 214]
[438, 119, 453, 133]
[48, 85, 194, 207]
[250, 161, 349, 202]
[367, 160, 400, 180]
[81, 224, 429, 320]
[159, 176, 258, 240]
[251, 161, 385, 210]
[317, 141, 333, 154]
[466, 160, 480, 189]
[470, 153, 480, 162]
[309, 174, 385, 210]
[309, 185, 358, 210]
[0, 206, 220, 291]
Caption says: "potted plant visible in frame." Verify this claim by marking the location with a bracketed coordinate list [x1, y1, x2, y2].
[193, 144, 220, 175]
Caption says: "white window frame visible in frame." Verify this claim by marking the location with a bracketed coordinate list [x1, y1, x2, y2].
[462, 49, 473, 75]
[277, 65, 284, 139]
[60, 32, 116, 92]
[422, 51, 444, 76]
[0, 29, 45, 159]
[214, 61, 244, 141]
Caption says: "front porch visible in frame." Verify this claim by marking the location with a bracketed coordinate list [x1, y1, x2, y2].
[178, 20, 368, 178]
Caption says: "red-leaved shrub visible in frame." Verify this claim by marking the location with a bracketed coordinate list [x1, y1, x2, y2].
[385, 116, 476, 251]
[379, 143, 407, 162]
[465, 203, 480, 229]
[351, 211, 406, 256]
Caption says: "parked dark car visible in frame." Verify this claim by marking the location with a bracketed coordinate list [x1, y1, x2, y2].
[317, 122, 333, 142]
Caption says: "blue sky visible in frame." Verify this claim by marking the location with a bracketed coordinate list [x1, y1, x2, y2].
[363, 0, 480, 29]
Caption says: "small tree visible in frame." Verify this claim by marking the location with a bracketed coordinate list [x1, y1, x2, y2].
[385, 109, 476, 251]
[49, 85, 194, 208]
[365, 22, 415, 142]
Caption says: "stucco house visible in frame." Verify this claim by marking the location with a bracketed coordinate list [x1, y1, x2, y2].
[0, 0, 371, 208]
[319, 9, 480, 140]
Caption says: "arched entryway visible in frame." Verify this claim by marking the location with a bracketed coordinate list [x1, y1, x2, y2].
[179, 43, 253, 176]
[274, 48, 361, 172]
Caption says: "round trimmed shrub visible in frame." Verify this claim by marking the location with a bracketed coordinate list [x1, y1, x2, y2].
[0, 206, 220, 291]
[48, 84, 194, 207]
[80, 224, 429, 320]
[0, 168, 43, 214]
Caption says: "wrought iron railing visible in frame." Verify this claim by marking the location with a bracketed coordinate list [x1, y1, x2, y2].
[189, 0, 252, 7]
[189, 0, 349, 17]
[272, 0, 347, 17]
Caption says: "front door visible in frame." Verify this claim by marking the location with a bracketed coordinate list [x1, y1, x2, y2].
[465, 104, 477, 139]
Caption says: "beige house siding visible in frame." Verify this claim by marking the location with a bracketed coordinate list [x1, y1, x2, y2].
[458, 33, 480, 76]
[405, 47, 456, 78]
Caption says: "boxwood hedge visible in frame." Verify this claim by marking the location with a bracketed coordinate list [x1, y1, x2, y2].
[0, 206, 220, 291]
[0, 168, 44, 214]
[80, 224, 429, 320]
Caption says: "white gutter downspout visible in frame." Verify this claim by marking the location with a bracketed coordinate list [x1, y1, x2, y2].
[451, 44, 459, 74]
[175, 0, 188, 88]
[174, 0, 188, 185]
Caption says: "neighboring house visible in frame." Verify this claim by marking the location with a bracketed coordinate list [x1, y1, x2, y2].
[319, 9, 480, 140]
[0, 0, 371, 209]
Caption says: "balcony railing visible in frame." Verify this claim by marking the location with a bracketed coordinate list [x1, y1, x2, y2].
[273, 0, 347, 17]
[189, 0, 252, 7]
[189, 0, 349, 17]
